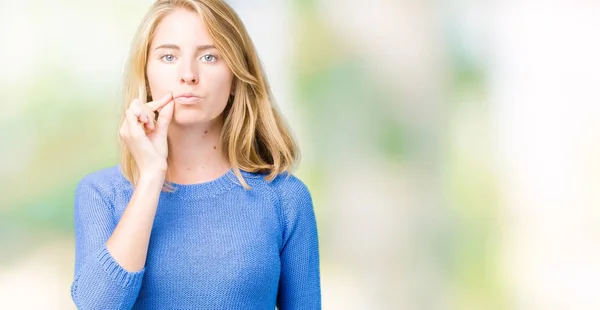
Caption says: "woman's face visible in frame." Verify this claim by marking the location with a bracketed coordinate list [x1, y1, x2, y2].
[146, 8, 234, 126]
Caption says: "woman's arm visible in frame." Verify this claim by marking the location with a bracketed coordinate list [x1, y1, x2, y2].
[71, 170, 164, 310]
[106, 171, 164, 272]
[275, 176, 322, 310]
[72, 79, 174, 309]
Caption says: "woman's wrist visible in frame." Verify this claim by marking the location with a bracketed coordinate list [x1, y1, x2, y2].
[139, 169, 166, 184]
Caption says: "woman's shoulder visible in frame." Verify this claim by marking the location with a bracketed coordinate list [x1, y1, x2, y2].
[247, 170, 312, 206]
[76, 165, 129, 192]
[73, 165, 127, 211]
[271, 172, 310, 195]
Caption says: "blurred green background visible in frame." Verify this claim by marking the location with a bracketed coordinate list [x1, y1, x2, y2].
[1, 0, 600, 309]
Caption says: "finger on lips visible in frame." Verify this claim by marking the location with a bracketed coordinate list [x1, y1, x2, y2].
[147, 93, 173, 111]
[126, 93, 173, 133]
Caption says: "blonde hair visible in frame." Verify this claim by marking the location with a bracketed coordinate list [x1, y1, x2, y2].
[119, 0, 299, 190]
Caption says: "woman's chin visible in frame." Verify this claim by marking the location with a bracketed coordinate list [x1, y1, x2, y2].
[171, 112, 215, 126]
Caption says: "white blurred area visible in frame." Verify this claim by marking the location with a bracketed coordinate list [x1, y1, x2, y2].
[1, 0, 600, 309]
[491, 2, 600, 310]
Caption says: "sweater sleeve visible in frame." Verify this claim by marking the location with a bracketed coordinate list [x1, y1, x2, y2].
[276, 176, 322, 310]
[71, 175, 145, 309]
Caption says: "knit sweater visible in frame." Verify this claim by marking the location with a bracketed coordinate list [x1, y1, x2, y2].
[70, 165, 321, 309]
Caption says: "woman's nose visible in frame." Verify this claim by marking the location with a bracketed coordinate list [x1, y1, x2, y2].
[180, 74, 198, 85]
[180, 62, 198, 85]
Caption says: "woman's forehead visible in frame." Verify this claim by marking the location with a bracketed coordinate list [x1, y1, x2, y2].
[151, 8, 213, 49]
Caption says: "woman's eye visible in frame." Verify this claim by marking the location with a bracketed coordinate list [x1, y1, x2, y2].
[160, 54, 175, 62]
[202, 54, 217, 62]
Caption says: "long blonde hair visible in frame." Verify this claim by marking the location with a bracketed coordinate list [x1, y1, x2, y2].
[119, 0, 299, 190]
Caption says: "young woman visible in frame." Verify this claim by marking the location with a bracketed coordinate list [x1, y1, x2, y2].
[70, 0, 321, 309]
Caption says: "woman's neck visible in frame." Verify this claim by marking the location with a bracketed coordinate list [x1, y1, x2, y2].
[165, 118, 231, 184]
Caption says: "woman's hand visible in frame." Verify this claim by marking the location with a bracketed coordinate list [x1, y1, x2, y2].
[119, 93, 175, 175]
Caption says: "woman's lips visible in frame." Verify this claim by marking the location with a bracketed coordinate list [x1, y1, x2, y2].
[174, 95, 201, 104]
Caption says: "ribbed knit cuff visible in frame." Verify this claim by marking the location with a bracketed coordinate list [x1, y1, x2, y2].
[96, 246, 145, 288]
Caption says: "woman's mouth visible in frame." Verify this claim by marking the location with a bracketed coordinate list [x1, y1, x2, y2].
[174, 93, 202, 104]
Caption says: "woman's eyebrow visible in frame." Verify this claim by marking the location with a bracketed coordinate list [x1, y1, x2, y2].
[153, 44, 216, 51]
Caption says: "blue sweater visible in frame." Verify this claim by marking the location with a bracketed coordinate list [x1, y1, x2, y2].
[70, 165, 321, 309]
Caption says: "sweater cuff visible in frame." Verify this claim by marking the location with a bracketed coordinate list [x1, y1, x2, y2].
[96, 246, 145, 288]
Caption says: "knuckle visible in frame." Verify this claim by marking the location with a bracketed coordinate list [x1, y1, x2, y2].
[119, 129, 129, 140]
[129, 105, 140, 113]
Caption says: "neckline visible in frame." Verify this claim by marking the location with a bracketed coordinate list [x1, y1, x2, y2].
[164, 168, 238, 198]
[116, 165, 263, 198]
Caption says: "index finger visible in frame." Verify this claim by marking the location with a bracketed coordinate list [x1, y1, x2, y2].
[146, 92, 173, 111]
